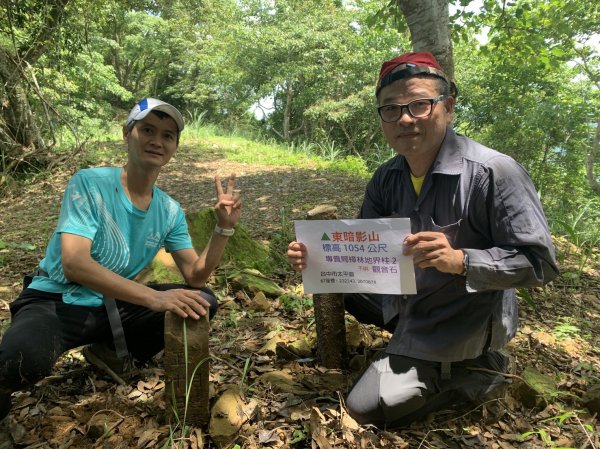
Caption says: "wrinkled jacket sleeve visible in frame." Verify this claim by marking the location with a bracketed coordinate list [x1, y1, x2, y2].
[464, 155, 559, 292]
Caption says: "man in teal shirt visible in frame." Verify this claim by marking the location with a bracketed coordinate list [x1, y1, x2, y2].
[0, 98, 242, 420]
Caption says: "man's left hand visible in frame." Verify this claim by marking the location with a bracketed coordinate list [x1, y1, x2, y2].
[403, 232, 464, 275]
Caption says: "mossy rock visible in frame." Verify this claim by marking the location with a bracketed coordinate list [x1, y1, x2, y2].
[187, 209, 278, 275]
[136, 249, 184, 284]
[582, 383, 600, 415]
[226, 268, 283, 297]
[137, 209, 281, 286]
[513, 367, 559, 409]
[275, 336, 313, 361]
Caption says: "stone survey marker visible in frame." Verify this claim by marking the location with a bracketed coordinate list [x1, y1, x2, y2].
[164, 311, 211, 426]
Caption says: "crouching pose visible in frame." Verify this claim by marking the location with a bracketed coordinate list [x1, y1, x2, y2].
[0, 98, 241, 420]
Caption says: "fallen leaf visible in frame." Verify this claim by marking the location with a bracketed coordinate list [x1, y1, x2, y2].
[258, 429, 281, 444]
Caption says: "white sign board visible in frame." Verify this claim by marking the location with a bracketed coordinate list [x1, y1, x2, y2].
[294, 218, 416, 295]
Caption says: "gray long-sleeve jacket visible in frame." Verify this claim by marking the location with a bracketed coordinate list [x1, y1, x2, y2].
[360, 127, 559, 362]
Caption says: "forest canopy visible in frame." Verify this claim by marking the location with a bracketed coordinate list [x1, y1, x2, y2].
[1, 0, 599, 228]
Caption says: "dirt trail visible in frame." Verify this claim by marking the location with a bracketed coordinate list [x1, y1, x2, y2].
[0, 142, 598, 448]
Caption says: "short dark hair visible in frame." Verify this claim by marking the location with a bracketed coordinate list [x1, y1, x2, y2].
[410, 74, 451, 97]
[151, 110, 171, 120]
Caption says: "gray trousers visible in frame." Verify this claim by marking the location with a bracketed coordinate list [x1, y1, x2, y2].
[344, 293, 510, 427]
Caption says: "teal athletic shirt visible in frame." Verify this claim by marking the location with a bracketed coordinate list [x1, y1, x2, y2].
[29, 167, 193, 307]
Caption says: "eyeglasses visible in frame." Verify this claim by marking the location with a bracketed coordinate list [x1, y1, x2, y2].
[377, 95, 447, 123]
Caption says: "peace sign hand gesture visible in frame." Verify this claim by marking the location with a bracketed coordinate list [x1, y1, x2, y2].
[214, 173, 242, 230]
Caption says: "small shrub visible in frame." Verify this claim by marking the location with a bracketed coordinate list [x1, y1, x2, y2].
[330, 155, 370, 178]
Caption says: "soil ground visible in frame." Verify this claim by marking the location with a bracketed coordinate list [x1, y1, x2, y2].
[0, 140, 598, 448]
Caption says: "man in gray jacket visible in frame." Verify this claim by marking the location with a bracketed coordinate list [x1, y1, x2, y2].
[287, 52, 558, 427]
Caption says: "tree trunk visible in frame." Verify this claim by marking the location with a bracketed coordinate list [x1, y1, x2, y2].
[282, 81, 293, 141]
[0, 0, 70, 174]
[397, 0, 454, 81]
[573, 50, 600, 197]
[307, 205, 348, 370]
[585, 118, 600, 196]
[0, 49, 46, 171]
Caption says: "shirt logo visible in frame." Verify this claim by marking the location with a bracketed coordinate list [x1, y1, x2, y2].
[145, 231, 161, 248]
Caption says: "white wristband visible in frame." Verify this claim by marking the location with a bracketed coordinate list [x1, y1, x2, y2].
[214, 224, 235, 236]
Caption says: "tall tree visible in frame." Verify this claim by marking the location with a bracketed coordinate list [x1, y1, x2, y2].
[391, 0, 599, 203]
[0, 0, 69, 174]
[169, 0, 406, 152]
[0, 0, 132, 177]
[397, 0, 454, 80]
[471, 0, 600, 198]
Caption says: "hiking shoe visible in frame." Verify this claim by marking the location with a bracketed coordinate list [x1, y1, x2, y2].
[486, 352, 515, 398]
[0, 392, 10, 422]
[500, 350, 516, 375]
[82, 343, 135, 384]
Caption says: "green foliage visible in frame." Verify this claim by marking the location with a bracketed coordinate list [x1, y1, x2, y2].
[539, 410, 578, 427]
[164, 0, 406, 154]
[0, 241, 37, 251]
[38, 49, 133, 144]
[520, 408, 591, 448]
[147, 259, 184, 284]
[183, 109, 211, 141]
[191, 127, 370, 179]
[222, 309, 240, 329]
[550, 200, 600, 249]
[0, 240, 37, 267]
[517, 287, 536, 308]
[2, 0, 600, 240]
[95, 9, 177, 100]
[330, 155, 370, 178]
[279, 293, 313, 312]
[552, 318, 580, 341]
[519, 428, 569, 448]
[548, 199, 600, 283]
[452, 0, 600, 209]
[224, 138, 323, 168]
[290, 426, 309, 444]
[239, 355, 253, 392]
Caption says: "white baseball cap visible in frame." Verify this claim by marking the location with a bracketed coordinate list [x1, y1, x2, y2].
[126, 98, 185, 133]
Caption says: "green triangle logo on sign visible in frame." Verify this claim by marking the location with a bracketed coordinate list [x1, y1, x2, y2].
[321, 232, 331, 241]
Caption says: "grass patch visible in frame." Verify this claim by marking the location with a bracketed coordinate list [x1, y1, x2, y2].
[184, 132, 370, 178]
[57, 120, 371, 180]
[211, 135, 323, 168]
[181, 121, 371, 178]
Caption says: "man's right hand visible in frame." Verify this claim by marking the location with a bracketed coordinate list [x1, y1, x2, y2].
[149, 289, 211, 319]
[287, 241, 308, 271]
